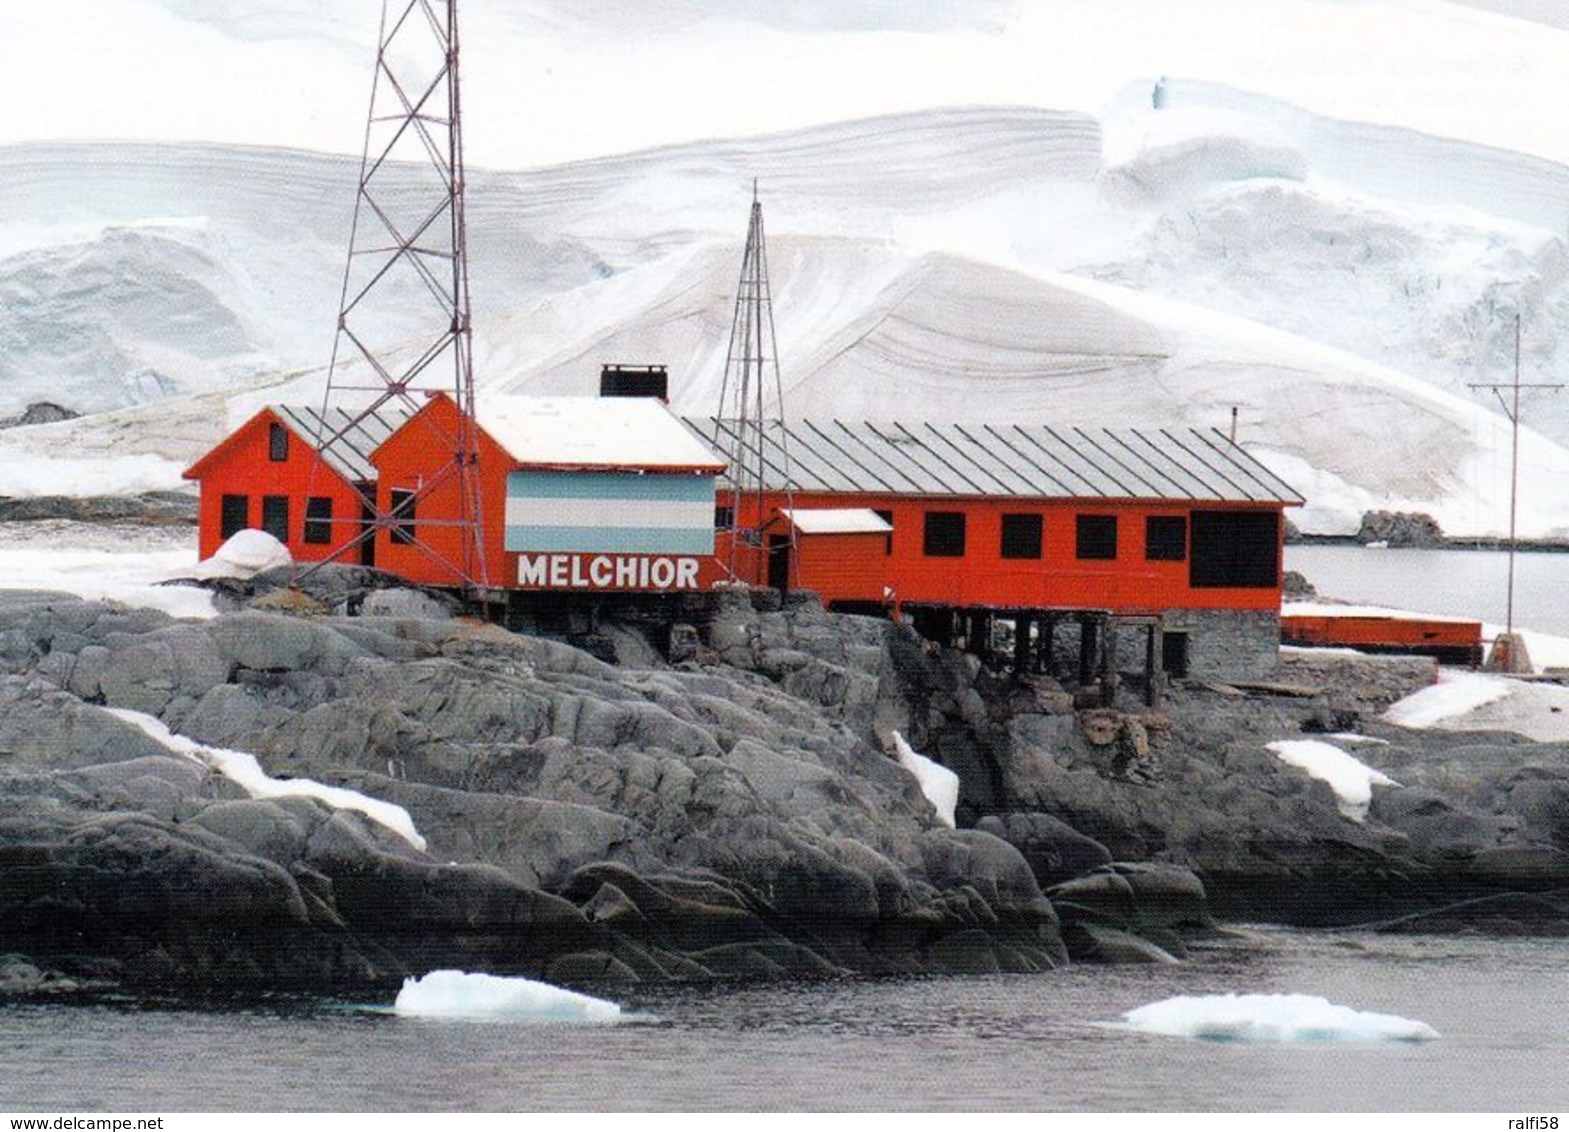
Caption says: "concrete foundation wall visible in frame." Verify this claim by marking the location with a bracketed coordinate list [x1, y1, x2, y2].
[1039, 608, 1280, 686]
[1157, 608, 1280, 681]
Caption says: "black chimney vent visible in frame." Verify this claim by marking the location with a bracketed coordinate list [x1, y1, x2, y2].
[599, 364, 669, 401]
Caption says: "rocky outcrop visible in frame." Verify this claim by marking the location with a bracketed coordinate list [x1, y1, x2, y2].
[1356, 509, 1444, 547]
[3, 572, 1567, 999]
[0, 585, 1064, 995]
[0, 402, 79, 429]
[0, 491, 196, 525]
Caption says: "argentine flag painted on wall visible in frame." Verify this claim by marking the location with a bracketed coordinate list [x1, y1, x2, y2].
[504, 471, 716, 554]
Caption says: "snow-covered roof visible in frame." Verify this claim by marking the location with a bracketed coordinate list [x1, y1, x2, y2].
[480, 396, 724, 470]
[686, 419, 1301, 504]
[780, 507, 892, 534]
[273, 404, 412, 483]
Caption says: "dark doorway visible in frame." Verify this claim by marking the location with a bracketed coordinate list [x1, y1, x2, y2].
[1162, 631, 1190, 677]
[261, 495, 290, 543]
[767, 534, 792, 592]
[220, 494, 249, 540]
[359, 499, 377, 567]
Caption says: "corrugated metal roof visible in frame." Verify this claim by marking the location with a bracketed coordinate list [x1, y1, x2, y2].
[685, 418, 1302, 504]
[273, 404, 413, 483]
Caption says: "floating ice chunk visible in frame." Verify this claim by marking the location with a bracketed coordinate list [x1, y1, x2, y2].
[892, 731, 958, 828]
[105, 708, 426, 851]
[1266, 738, 1397, 821]
[186, 529, 292, 580]
[394, 970, 623, 1023]
[1116, 993, 1438, 1043]
[1385, 669, 1512, 729]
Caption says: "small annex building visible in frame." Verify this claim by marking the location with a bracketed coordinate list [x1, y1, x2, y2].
[182, 404, 411, 564]
[689, 416, 1303, 681]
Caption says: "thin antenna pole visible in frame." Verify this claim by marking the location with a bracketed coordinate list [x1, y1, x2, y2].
[1507, 313, 1520, 635]
[1468, 308, 1562, 644]
[716, 182, 793, 584]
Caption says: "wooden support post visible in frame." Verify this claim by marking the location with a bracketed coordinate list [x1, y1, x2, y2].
[1145, 622, 1164, 709]
[1013, 614, 1032, 678]
[1100, 616, 1119, 707]
[1078, 616, 1096, 685]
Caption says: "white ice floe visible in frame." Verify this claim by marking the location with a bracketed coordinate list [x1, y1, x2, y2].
[1384, 669, 1513, 729]
[1266, 739, 1397, 822]
[1114, 993, 1439, 1043]
[394, 970, 623, 1023]
[892, 730, 959, 828]
[105, 708, 426, 851]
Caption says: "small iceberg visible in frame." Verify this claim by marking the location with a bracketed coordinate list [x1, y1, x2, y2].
[1113, 993, 1438, 1043]
[394, 970, 623, 1023]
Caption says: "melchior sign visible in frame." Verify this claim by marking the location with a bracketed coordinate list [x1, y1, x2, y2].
[515, 554, 702, 591]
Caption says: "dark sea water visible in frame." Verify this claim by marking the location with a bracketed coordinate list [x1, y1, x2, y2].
[3, 929, 1565, 1112]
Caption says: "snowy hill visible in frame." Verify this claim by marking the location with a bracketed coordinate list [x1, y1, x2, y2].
[6, 2, 1569, 537]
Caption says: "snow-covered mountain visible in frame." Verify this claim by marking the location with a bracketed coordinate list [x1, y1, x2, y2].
[4, 1, 1569, 538]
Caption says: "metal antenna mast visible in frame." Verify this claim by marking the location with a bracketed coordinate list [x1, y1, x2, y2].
[1469, 312, 1561, 638]
[311, 0, 486, 588]
[716, 183, 793, 580]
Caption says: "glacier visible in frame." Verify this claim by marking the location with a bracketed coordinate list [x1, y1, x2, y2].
[4, 2, 1569, 537]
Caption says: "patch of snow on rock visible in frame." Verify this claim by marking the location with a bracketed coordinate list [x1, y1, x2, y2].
[1266, 739, 1397, 821]
[892, 731, 958, 828]
[394, 970, 623, 1023]
[187, 528, 291, 579]
[1384, 669, 1512, 729]
[105, 707, 426, 851]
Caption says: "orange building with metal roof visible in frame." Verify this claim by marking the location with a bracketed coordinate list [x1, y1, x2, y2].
[182, 404, 410, 564]
[693, 416, 1302, 679]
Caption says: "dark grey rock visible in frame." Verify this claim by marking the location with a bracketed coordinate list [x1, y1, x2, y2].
[1062, 922, 1181, 964]
[976, 811, 1114, 887]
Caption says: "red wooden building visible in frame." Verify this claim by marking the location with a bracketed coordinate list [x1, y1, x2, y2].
[187, 389, 1303, 681]
[368, 391, 725, 591]
[183, 404, 409, 564]
[692, 416, 1302, 680]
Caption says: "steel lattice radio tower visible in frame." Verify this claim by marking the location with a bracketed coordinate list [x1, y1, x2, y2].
[716, 185, 794, 579]
[310, 0, 486, 588]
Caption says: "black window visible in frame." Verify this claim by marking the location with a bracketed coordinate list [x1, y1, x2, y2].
[714, 504, 734, 530]
[923, 511, 966, 557]
[220, 494, 249, 539]
[261, 495, 289, 543]
[1000, 513, 1043, 559]
[390, 489, 417, 546]
[1146, 515, 1187, 561]
[1190, 510, 1280, 588]
[268, 422, 289, 462]
[304, 497, 333, 545]
[1076, 514, 1117, 560]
